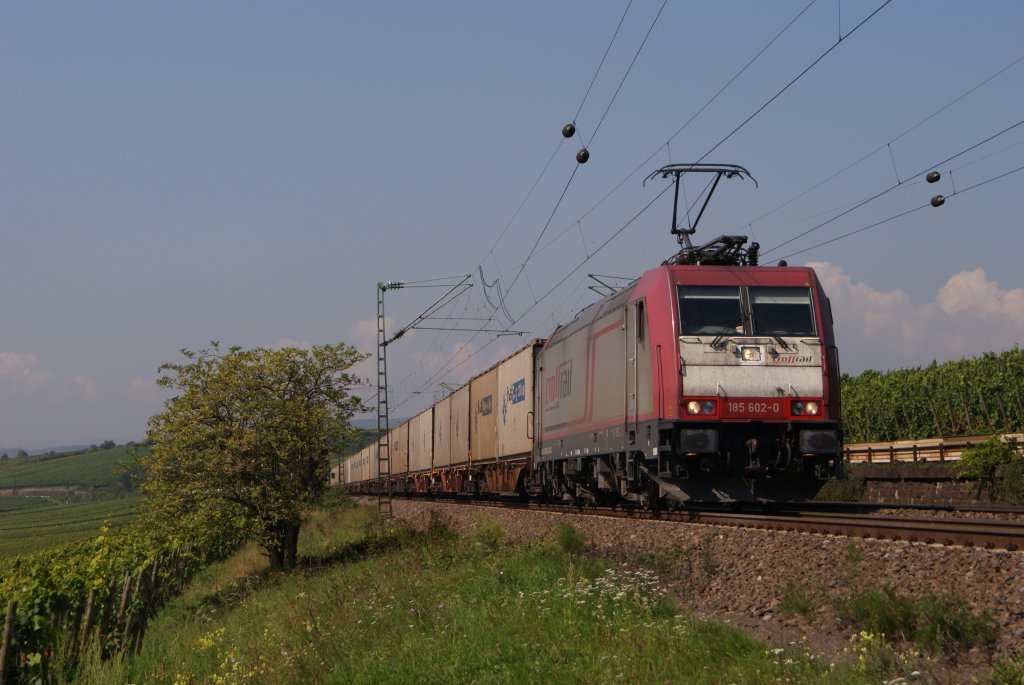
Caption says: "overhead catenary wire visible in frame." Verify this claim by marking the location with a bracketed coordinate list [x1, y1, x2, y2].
[401, 0, 655, 399]
[501, 0, 670, 307]
[582, 0, 669, 148]
[500, 0, 835, 273]
[762, 116, 1024, 256]
[695, 0, 894, 164]
[747, 50, 1024, 229]
[389, 2, 895, 412]
[573, 0, 635, 124]
[777, 160, 1024, 261]
[390, 181, 676, 411]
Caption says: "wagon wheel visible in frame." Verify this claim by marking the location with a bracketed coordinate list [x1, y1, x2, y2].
[639, 478, 659, 510]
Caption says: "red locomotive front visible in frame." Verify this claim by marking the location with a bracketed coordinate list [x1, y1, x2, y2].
[533, 262, 841, 505]
[532, 164, 841, 505]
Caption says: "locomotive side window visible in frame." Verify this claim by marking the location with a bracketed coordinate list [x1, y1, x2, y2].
[636, 301, 645, 342]
[749, 287, 816, 336]
[679, 286, 743, 335]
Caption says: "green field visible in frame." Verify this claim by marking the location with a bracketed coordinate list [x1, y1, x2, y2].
[0, 444, 144, 491]
[0, 496, 139, 558]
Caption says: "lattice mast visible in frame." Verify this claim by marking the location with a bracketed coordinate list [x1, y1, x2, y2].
[376, 281, 402, 520]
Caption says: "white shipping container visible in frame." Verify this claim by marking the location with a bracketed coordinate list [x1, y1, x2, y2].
[409, 408, 434, 473]
[497, 342, 540, 459]
[451, 384, 471, 468]
[433, 396, 452, 469]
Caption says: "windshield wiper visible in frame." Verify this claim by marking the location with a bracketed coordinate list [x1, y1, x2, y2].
[709, 310, 745, 349]
[750, 311, 793, 351]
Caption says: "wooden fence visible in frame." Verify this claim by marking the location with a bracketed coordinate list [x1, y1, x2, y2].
[0, 549, 202, 684]
[844, 433, 1024, 464]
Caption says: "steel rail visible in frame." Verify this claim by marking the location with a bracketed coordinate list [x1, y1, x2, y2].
[392, 496, 1024, 552]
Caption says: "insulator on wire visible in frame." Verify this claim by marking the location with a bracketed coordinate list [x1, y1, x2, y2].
[926, 171, 941, 184]
[576, 148, 590, 164]
[931, 194, 946, 207]
[562, 123, 576, 138]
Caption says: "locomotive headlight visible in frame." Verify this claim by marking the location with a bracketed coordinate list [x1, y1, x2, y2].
[685, 399, 718, 415]
[740, 346, 761, 363]
[790, 399, 822, 417]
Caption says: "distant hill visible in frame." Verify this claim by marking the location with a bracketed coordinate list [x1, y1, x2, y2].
[0, 445, 92, 458]
[0, 444, 147, 495]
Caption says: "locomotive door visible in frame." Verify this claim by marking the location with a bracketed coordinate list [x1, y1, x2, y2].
[625, 302, 639, 443]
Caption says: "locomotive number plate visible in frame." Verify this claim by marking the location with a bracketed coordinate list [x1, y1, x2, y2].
[721, 399, 785, 419]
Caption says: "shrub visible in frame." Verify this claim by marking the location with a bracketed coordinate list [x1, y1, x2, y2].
[989, 658, 1024, 684]
[838, 587, 998, 654]
[994, 459, 1024, 506]
[814, 476, 865, 502]
[955, 436, 1020, 491]
[778, 580, 813, 615]
[472, 517, 506, 551]
[554, 522, 586, 555]
[425, 512, 459, 542]
[916, 592, 998, 653]
[838, 586, 918, 641]
[698, 532, 717, 580]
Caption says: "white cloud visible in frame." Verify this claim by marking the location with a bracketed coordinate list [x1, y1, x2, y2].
[347, 317, 401, 354]
[809, 262, 1024, 372]
[0, 352, 49, 387]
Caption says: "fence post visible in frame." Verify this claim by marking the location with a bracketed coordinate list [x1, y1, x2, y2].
[117, 572, 132, 626]
[77, 588, 97, 660]
[1, 600, 17, 685]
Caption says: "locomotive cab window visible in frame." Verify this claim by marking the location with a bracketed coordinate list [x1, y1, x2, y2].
[679, 286, 743, 335]
[749, 287, 816, 336]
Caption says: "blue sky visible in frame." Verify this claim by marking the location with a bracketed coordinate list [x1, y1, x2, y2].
[2, 1, 1023, 447]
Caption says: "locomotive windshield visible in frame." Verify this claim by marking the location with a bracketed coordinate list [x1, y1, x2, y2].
[678, 285, 816, 336]
[679, 286, 743, 335]
[750, 287, 816, 336]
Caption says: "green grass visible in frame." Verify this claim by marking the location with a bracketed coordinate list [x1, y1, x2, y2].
[76, 504, 919, 685]
[837, 586, 999, 655]
[0, 496, 139, 558]
[0, 444, 144, 491]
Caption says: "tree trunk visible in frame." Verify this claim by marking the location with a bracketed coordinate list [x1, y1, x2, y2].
[264, 519, 302, 571]
[283, 520, 301, 570]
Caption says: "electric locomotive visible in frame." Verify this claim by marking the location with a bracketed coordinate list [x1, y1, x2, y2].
[340, 164, 842, 506]
[531, 165, 841, 505]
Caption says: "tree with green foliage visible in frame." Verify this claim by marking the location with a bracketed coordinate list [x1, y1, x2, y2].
[141, 342, 368, 571]
[955, 435, 1022, 501]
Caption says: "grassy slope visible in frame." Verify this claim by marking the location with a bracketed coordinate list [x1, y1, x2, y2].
[0, 444, 144, 490]
[77, 504, 903, 685]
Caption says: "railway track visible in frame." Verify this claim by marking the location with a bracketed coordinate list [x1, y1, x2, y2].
[394, 495, 1024, 552]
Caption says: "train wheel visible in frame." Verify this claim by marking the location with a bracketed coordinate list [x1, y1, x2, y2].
[639, 479, 659, 510]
